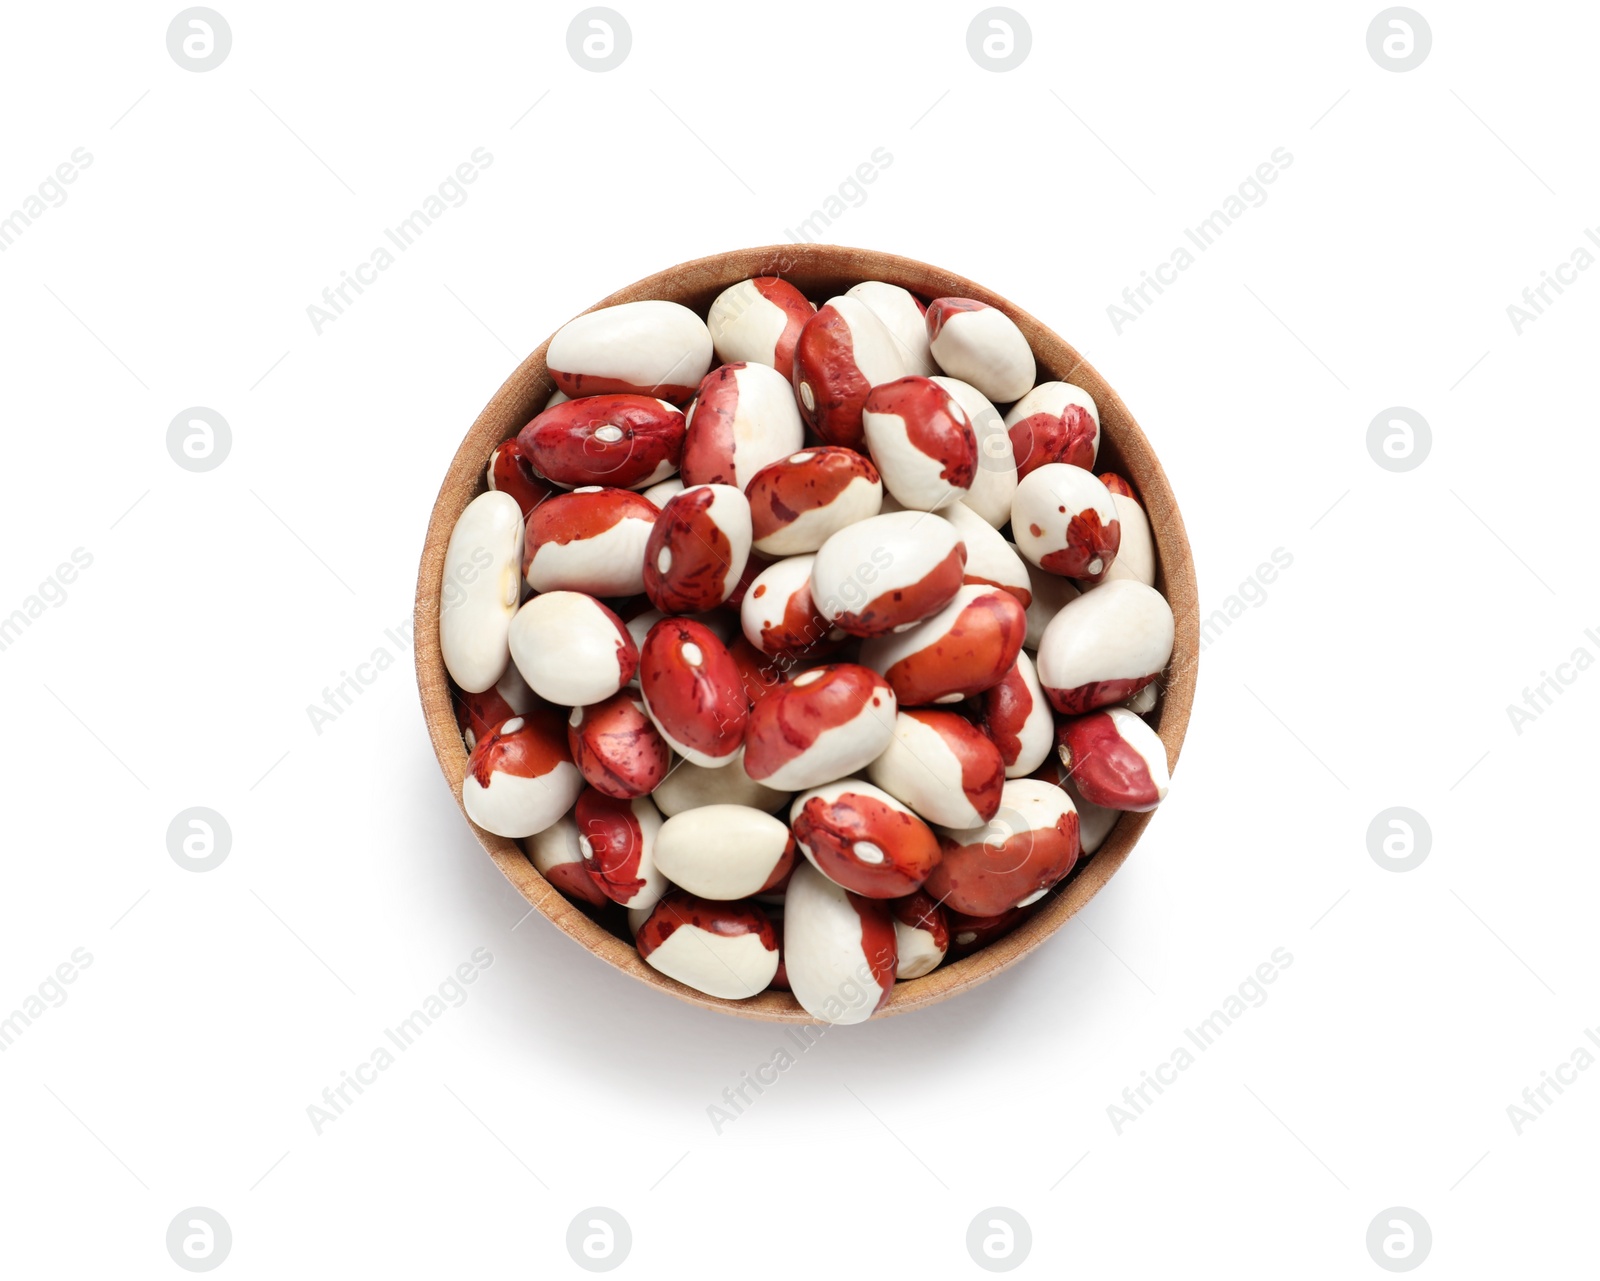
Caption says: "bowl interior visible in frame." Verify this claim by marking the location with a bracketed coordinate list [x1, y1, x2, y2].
[414, 243, 1198, 1022]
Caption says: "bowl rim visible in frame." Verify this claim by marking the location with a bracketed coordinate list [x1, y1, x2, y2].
[413, 243, 1199, 1023]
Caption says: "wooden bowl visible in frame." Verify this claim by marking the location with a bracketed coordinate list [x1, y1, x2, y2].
[414, 244, 1198, 1022]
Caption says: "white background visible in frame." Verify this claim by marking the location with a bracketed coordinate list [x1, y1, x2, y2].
[2, 0, 1595, 1275]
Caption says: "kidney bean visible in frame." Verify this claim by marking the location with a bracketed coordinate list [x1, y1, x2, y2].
[783, 862, 897, 1023]
[746, 447, 883, 557]
[706, 277, 816, 380]
[1034, 579, 1174, 715]
[789, 779, 941, 898]
[1004, 382, 1100, 479]
[546, 299, 713, 404]
[461, 704, 584, 838]
[862, 376, 978, 511]
[523, 487, 659, 597]
[925, 298, 1035, 403]
[924, 778, 1079, 916]
[1056, 707, 1170, 811]
[791, 295, 909, 449]
[508, 591, 637, 706]
[566, 690, 671, 798]
[643, 484, 753, 614]
[638, 618, 749, 767]
[681, 362, 805, 490]
[743, 663, 897, 791]
[859, 584, 1026, 706]
[809, 510, 966, 638]
[866, 709, 1005, 829]
[517, 394, 685, 490]
[440, 491, 524, 694]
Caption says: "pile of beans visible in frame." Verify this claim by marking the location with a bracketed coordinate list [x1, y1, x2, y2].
[438, 276, 1175, 1024]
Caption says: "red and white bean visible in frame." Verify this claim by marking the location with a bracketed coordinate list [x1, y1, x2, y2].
[546, 299, 712, 404]
[439, 490, 524, 694]
[574, 788, 667, 911]
[925, 298, 1035, 403]
[791, 295, 909, 449]
[1034, 579, 1174, 715]
[523, 487, 659, 596]
[782, 862, 897, 1024]
[866, 709, 1005, 828]
[706, 277, 815, 380]
[653, 804, 797, 900]
[889, 890, 949, 979]
[643, 484, 752, 614]
[566, 690, 671, 799]
[743, 663, 897, 791]
[1056, 707, 1171, 811]
[461, 705, 584, 838]
[637, 893, 780, 999]
[861, 376, 978, 510]
[1011, 463, 1122, 583]
[638, 617, 749, 767]
[809, 510, 966, 638]
[1004, 382, 1100, 479]
[977, 650, 1055, 778]
[931, 376, 1015, 529]
[789, 778, 941, 898]
[859, 583, 1026, 706]
[508, 591, 637, 706]
[681, 362, 805, 489]
[516, 394, 685, 490]
[746, 447, 883, 556]
[923, 778, 1079, 916]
